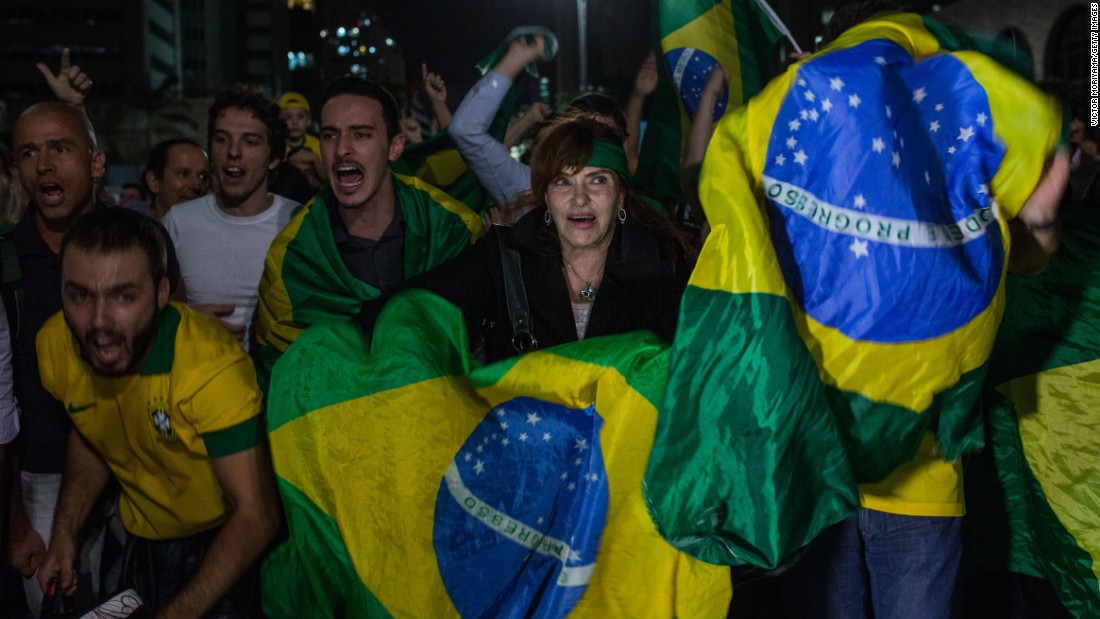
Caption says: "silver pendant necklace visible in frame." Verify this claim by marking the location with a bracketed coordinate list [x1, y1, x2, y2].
[564, 260, 603, 302]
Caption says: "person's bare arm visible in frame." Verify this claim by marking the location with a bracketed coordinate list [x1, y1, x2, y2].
[493, 36, 545, 82]
[423, 64, 452, 130]
[503, 102, 552, 148]
[681, 66, 730, 219]
[156, 444, 280, 619]
[1008, 149, 1070, 276]
[37, 48, 93, 108]
[624, 51, 658, 174]
[36, 430, 111, 596]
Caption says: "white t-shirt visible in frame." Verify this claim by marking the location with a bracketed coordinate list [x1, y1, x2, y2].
[163, 193, 299, 349]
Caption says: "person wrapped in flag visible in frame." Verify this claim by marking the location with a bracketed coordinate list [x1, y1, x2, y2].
[252, 76, 485, 390]
[358, 116, 697, 364]
[644, 5, 1069, 616]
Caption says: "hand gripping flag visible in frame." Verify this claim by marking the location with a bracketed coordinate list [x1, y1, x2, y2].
[644, 13, 1063, 569]
[964, 207, 1100, 618]
[252, 177, 483, 390]
[261, 291, 732, 618]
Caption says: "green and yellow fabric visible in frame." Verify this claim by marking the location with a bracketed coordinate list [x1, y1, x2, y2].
[261, 291, 731, 618]
[253, 176, 484, 389]
[965, 207, 1100, 618]
[644, 13, 1063, 569]
[637, 0, 783, 202]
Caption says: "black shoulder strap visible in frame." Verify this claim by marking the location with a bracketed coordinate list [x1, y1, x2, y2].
[498, 229, 537, 353]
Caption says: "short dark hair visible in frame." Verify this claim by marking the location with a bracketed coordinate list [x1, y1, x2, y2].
[61, 208, 168, 284]
[143, 138, 203, 195]
[564, 92, 628, 137]
[320, 76, 401, 140]
[207, 84, 286, 162]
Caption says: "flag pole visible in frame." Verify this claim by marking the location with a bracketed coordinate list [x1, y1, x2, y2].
[754, 0, 803, 54]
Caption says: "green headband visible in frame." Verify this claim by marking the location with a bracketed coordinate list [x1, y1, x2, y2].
[587, 137, 632, 182]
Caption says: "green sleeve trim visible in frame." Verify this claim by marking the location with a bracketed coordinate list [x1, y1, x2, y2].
[203, 415, 266, 458]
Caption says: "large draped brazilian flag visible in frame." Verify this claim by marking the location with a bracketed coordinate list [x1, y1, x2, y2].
[644, 13, 1063, 569]
[964, 207, 1100, 618]
[637, 0, 783, 202]
[252, 177, 483, 389]
[261, 291, 732, 618]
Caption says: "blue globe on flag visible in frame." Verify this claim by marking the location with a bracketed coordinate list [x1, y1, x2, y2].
[664, 47, 728, 121]
[433, 397, 609, 618]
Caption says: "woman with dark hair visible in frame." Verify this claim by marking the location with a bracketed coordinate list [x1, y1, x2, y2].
[358, 117, 696, 363]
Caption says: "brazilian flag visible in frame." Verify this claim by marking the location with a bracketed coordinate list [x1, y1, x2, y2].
[636, 0, 783, 202]
[644, 13, 1063, 569]
[261, 291, 732, 617]
[252, 177, 484, 389]
[964, 207, 1100, 618]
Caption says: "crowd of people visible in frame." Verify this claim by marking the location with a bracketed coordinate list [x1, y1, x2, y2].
[0, 3, 1082, 618]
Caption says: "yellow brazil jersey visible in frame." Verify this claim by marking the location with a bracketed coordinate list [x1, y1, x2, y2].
[36, 303, 264, 540]
[859, 432, 964, 517]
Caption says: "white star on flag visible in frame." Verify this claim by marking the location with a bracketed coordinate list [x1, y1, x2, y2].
[947, 146, 957, 154]
[930, 120, 940, 132]
[804, 90, 816, 102]
[775, 154, 787, 165]
[885, 105, 892, 118]
[519, 432, 528, 442]
[575, 457, 583, 466]
[496, 409, 506, 416]
[561, 472, 569, 480]
[568, 482, 577, 491]
[786, 136, 798, 149]
[872, 137, 885, 153]
[912, 87, 927, 103]
[935, 103, 944, 112]
[800, 109, 809, 120]
[526, 412, 541, 425]
[798, 78, 807, 86]
[474, 460, 485, 475]
[501, 437, 510, 446]
[789, 118, 802, 131]
[830, 76, 845, 91]
[794, 150, 808, 165]
[957, 125, 975, 142]
[500, 421, 508, 430]
[542, 432, 552, 441]
[568, 550, 582, 563]
[537, 516, 545, 525]
[464, 453, 472, 462]
[850, 239, 869, 259]
[899, 137, 905, 148]
[848, 93, 862, 108]
[476, 445, 484, 453]
[892, 151, 901, 168]
[925, 171, 931, 184]
[874, 56, 887, 65]
[854, 194, 866, 209]
[821, 98, 833, 112]
[976, 112, 988, 126]
[574, 438, 588, 451]
[809, 109, 820, 122]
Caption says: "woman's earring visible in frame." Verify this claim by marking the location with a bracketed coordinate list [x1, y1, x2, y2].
[618, 208, 627, 224]
[544, 210, 552, 226]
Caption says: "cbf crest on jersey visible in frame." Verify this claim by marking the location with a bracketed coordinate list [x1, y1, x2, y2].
[263, 291, 732, 618]
[149, 396, 174, 441]
[646, 12, 1063, 570]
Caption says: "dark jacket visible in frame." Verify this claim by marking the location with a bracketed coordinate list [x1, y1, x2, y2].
[360, 209, 694, 363]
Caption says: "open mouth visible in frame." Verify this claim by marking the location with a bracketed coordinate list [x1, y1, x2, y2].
[87, 335, 124, 368]
[567, 214, 596, 228]
[38, 182, 64, 206]
[333, 164, 364, 192]
[222, 166, 245, 182]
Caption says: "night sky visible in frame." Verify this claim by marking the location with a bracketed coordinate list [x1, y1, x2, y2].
[372, 0, 654, 106]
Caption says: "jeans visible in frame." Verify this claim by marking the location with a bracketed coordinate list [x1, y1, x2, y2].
[799, 509, 962, 619]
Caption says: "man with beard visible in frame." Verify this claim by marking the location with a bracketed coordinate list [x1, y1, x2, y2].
[164, 86, 300, 349]
[142, 138, 211, 221]
[253, 77, 483, 387]
[35, 208, 280, 618]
